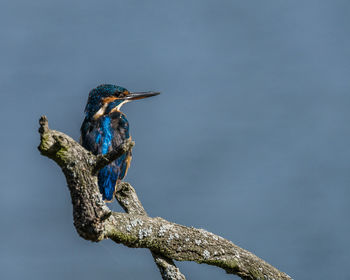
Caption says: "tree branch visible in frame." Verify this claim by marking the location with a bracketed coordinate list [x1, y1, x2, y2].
[116, 183, 186, 280]
[38, 116, 292, 280]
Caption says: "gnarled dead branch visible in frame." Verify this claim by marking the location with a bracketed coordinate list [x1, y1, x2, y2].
[38, 116, 292, 280]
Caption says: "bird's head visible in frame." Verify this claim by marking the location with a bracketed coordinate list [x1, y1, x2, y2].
[84, 84, 160, 119]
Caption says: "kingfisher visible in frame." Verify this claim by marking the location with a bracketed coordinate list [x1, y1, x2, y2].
[80, 84, 160, 201]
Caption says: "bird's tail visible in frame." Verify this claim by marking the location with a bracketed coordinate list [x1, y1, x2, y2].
[98, 166, 118, 202]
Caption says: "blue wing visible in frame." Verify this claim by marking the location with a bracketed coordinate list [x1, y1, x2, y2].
[80, 111, 132, 201]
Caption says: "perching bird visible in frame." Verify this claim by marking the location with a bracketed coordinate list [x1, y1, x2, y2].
[80, 84, 160, 201]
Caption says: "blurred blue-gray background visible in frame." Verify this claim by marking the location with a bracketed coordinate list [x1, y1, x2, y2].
[1, 1, 349, 279]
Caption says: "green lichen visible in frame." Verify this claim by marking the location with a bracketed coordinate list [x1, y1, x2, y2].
[56, 146, 68, 161]
[249, 268, 266, 280]
[107, 228, 139, 246]
[205, 258, 239, 274]
[38, 133, 52, 153]
[39, 132, 70, 167]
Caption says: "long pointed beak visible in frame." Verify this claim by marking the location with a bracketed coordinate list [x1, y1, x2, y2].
[124, 91, 160, 101]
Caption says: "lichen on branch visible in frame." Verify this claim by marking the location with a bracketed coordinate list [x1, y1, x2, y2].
[38, 116, 292, 280]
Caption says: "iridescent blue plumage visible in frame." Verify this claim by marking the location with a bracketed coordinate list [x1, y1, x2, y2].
[81, 84, 159, 201]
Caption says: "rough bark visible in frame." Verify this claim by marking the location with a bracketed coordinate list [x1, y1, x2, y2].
[38, 116, 293, 280]
[116, 183, 185, 280]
